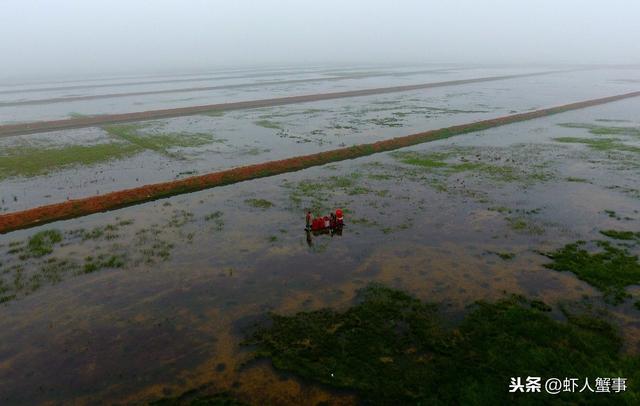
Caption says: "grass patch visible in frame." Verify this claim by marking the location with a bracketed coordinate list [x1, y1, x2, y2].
[542, 240, 640, 304]
[566, 177, 589, 183]
[204, 211, 225, 231]
[0, 143, 142, 180]
[104, 124, 219, 158]
[26, 230, 63, 257]
[506, 217, 545, 235]
[254, 119, 283, 130]
[83, 254, 126, 274]
[246, 284, 636, 404]
[559, 123, 640, 137]
[392, 149, 552, 185]
[245, 199, 274, 209]
[488, 251, 516, 260]
[553, 137, 640, 154]
[600, 230, 640, 242]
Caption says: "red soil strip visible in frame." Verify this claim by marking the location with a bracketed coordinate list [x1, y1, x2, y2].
[0, 71, 559, 137]
[1, 90, 638, 234]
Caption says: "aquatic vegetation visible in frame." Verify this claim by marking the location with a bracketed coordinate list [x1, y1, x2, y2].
[83, 254, 126, 274]
[600, 230, 640, 242]
[392, 146, 554, 187]
[506, 217, 545, 235]
[104, 124, 220, 158]
[244, 198, 274, 209]
[204, 211, 225, 231]
[566, 177, 589, 183]
[0, 143, 142, 180]
[253, 119, 283, 130]
[246, 284, 636, 404]
[369, 116, 403, 127]
[559, 123, 640, 137]
[27, 229, 62, 257]
[542, 240, 640, 304]
[0, 218, 175, 303]
[553, 137, 640, 154]
[488, 251, 516, 260]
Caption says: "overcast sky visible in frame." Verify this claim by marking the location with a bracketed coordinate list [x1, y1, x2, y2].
[1, 0, 639, 80]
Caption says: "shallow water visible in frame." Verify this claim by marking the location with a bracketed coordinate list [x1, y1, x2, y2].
[1, 65, 640, 404]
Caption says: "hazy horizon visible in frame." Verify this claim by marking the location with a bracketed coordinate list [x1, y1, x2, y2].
[2, 0, 640, 81]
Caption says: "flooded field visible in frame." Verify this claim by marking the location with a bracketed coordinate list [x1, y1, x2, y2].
[1, 65, 640, 404]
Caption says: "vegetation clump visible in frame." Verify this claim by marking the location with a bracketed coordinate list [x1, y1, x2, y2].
[488, 251, 516, 260]
[27, 229, 63, 257]
[558, 123, 640, 137]
[543, 240, 640, 304]
[600, 230, 640, 242]
[253, 119, 283, 130]
[244, 198, 274, 209]
[83, 254, 126, 274]
[0, 143, 142, 180]
[104, 124, 219, 158]
[246, 284, 636, 404]
[553, 137, 640, 154]
[204, 211, 225, 231]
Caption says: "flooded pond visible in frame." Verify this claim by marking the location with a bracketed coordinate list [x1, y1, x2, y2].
[1, 66, 640, 404]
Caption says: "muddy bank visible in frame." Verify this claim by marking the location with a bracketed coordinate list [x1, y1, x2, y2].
[1, 90, 639, 234]
[0, 71, 560, 137]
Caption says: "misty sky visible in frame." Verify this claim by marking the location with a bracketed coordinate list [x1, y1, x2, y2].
[2, 0, 640, 79]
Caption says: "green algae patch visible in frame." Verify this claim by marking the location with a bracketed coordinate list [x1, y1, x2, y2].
[543, 241, 640, 304]
[246, 285, 636, 405]
[0, 142, 143, 180]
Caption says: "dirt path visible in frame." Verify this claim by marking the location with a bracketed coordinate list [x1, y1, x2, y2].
[0, 71, 561, 137]
[1, 89, 638, 234]
[0, 68, 455, 104]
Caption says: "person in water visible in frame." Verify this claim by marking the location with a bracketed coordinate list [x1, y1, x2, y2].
[305, 210, 312, 230]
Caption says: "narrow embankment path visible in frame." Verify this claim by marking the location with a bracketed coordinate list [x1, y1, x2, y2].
[0, 71, 560, 137]
[1, 90, 638, 234]
[0, 68, 455, 106]
[0, 67, 451, 96]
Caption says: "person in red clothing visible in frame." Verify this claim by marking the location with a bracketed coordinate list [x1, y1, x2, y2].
[335, 209, 344, 226]
[311, 216, 324, 231]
